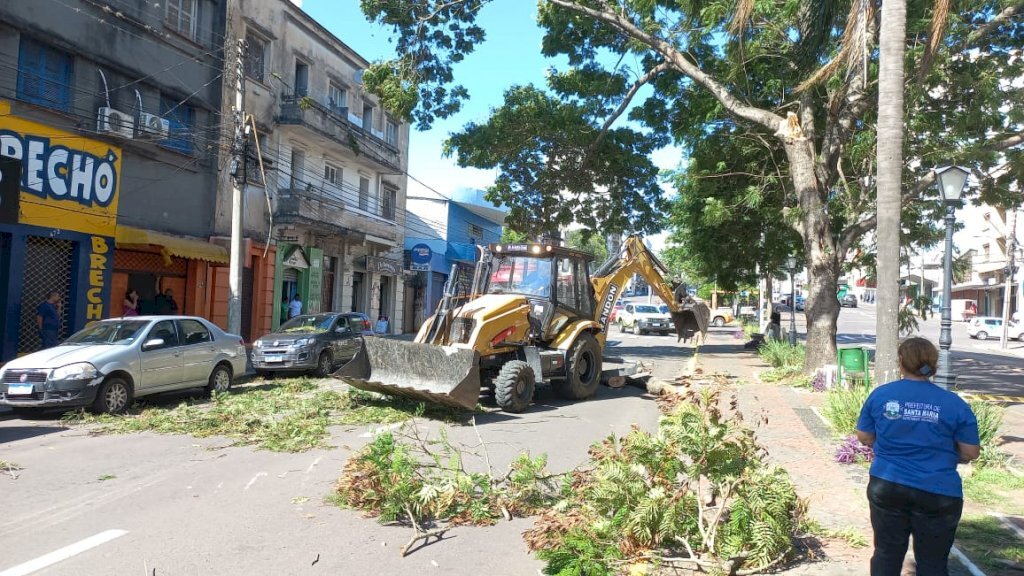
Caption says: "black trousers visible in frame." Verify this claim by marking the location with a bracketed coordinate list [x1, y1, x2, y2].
[867, 476, 963, 576]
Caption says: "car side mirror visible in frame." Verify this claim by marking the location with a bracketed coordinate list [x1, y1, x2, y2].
[142, 338, 164, 351]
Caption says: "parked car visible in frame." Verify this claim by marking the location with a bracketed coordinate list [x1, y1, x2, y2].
[794, 296, 806, 311]
[609, 303, 624, 323]
[710, 307, 735, 327]
[251, 312, 373, 377]
[617, 303, 674, 335]
[0, 316, 246, 415]
[738, 305, 757, 319]
[839, 294, 858, 308]
[968, 317, 1023, 341]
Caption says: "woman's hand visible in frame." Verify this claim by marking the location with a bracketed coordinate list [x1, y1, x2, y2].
[957, 442, 981, 464]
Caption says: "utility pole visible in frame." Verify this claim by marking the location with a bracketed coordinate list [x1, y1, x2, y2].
[227, 38, 246, 336]
[1000, 207, 1018, 348]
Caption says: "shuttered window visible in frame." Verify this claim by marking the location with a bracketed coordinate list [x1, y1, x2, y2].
[16, 38, 73, 112]
[160, 95, 195, 155]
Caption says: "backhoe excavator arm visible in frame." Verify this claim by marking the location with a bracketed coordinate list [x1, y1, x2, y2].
[591, 235, 709, 340]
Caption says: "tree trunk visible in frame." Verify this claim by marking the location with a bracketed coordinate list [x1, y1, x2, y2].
[784, 141, 840, 371]
[875, 0, 907, 383]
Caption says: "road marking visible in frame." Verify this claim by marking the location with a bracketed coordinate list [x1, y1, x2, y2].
[0, 529, 127, 576]
[305, 456, 323, 474]
[959, 392, 1024, 404]
[244, 472, 267, 491]
[359, 422, 404, 438]
[951, 544, 988, 576]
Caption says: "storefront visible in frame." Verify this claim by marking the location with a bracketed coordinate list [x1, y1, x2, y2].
[363, 255, 402, 334]
[0, 102, 119, 360]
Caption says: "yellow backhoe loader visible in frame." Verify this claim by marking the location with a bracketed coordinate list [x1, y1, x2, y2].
[335, 235, 709, 412]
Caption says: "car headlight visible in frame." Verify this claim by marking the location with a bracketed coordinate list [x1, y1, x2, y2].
[293, 338, 314, 347]
[51, 362, 99, 381]
[254, 340, 263, 348]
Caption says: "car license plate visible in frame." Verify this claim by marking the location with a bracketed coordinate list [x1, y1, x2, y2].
[7, 383, 33, 395]
[264, 355, 284, 363]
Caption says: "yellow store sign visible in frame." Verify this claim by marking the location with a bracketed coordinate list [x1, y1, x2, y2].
[0, 100, 121, 236]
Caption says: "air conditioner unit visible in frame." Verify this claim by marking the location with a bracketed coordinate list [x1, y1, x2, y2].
[96, 107, 134, 139]
[139, 112, 170, 138]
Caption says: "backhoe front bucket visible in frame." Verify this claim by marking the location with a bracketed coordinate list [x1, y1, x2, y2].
[334, 337, 482, 410]
[671, 304, 710, 342]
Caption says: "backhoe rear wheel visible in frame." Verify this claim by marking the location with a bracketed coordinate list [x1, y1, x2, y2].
[494, 361, 535, 413]
[554, 333, 602, 401]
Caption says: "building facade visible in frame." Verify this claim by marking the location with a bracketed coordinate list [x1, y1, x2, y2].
[0, 0, 230, 360]
[402, 188, 506, 332]
[219, 0, 410, 335]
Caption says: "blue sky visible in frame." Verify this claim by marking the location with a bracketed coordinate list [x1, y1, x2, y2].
[302, 0, 679, 246]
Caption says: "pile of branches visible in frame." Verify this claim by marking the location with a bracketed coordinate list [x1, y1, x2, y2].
[524, 385, 803, 575]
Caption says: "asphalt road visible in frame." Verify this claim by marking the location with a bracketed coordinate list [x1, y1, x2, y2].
[0, 330, 696, 576]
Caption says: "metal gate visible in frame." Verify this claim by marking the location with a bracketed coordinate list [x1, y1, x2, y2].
[241, 256, 254, 340]
[321, 256, 335, 312]
[19, 236, 74, 353]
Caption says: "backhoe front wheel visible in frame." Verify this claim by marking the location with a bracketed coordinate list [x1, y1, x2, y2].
[554, 333, 602, 401]
[494, 361, 535, 413]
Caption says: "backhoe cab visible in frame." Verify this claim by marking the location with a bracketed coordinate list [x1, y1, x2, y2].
[335, 235, 709, 412]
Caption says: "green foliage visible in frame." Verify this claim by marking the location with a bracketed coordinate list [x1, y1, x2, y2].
[758, 340, 806, 369]
[963, 467, 1024, 506]
[956, 516, 1024, 572]
[898, 296, 933, 336]
[822, 386, 871, 437]
[969, 399, 1008, 469]
[564, 229, 609, 262]
[61, 379, 464, 452]
[525, 386, 802, 574]
[500, 228, 529, 243]
[335, 427, 560, 527]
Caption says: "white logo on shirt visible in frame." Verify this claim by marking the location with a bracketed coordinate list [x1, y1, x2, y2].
[884, 400, 901, 420]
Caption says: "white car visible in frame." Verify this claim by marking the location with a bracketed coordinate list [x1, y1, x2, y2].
[967, 317, 1023, 341]
[0, 316, 247, 415]
[618, 303, 673, 335]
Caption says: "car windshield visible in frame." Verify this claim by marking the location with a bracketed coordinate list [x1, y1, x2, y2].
[64, 320, 150, 345]
[279, 314, 336, 333]
[487, 255, 552, 296]
[659, 305, 669, 313]
[635, 305, 660, 314]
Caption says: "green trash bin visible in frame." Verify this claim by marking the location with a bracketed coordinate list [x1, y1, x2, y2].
[837, 347, 871, 389]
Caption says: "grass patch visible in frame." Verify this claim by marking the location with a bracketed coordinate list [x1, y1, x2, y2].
[956, 515, 1024, 572]
[963, 467, 1024, 507]
[97, 474, 117, 481]
[821, 385, 870, 436]
[61, 378, 468, 452]
[800, 519, 869, 548]
[1, 460, 22, 479]
[758, 340, 806, 368]
[759, 365, 812, 388]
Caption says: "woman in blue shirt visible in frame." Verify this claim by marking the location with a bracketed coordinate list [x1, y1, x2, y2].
[856, 337, 981, 575]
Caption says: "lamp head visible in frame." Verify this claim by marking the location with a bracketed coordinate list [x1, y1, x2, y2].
[934, 166, 970, 203]
[786, 256, 798, 270]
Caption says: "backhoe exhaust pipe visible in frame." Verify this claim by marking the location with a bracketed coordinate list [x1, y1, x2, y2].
[334, 337, 482, 410]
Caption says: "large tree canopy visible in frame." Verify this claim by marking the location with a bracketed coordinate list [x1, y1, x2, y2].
[361, 0, 1024, 369]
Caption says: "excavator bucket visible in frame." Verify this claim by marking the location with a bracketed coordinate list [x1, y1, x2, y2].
[671, 303, 711, 342]
[334, 337, 482, 410]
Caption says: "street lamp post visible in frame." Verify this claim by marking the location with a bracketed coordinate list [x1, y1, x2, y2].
[786, 255, 798, 346]
[933, 166, 970, 390]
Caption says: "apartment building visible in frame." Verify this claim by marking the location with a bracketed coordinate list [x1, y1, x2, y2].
[219, 0, 410, 334]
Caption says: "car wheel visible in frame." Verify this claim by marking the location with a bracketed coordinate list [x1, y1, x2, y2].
[632, 323, 642, 335]
[493, 360, 535, 413]
[314, 350, 333, 377]
[206, 364, 233, 396]
[553, 333, 602, 401]
[713, 316, 726, 327]
[976, 331, 989, 340]
[92, 376, 133, 415]
[618, 321, 625, 333]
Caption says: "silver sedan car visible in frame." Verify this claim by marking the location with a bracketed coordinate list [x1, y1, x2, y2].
[0, 316, 246, 415]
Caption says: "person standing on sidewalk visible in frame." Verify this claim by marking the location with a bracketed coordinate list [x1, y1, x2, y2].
[35, 291, 62, 349]
[856, 337, 981, 575]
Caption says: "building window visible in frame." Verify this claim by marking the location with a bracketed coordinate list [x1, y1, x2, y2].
[294, 61, 309, 97]
[165, 0, 198, 40]
[324, 163, 340, 186]
[381, 184, 397, 220]
[244, 31, 267, 84]
[468, 223, 484, 244]
[16, 38, 73, 112]
[359, 176, 370, 211]
[362, 103, 374, 132]
[159, 95, 194, 155]
[327, 82, 347, 114]
[385, 119, 398, 146]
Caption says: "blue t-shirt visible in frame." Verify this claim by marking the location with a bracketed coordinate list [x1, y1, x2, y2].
[857, 378, 980, 498]
[36, 301, 60, 331]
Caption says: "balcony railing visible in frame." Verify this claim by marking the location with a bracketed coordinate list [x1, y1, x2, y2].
[274, 179, 398, 242]
[278, 94, 402, 173]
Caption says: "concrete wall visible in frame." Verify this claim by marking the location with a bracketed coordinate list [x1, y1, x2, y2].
[0, 0, 226, 238]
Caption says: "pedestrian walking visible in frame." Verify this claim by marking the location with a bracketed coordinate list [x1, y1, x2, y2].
[155, 288, 179, 315]
[123, 289, 139, 316]
[769, 305, 781, 341]
[288, 293, 303, 319]
[36, 290, 62, 349]
[855, 337, 981, 575]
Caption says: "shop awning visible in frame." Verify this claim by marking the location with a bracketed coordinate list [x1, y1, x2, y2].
[115, 226, 230, 264]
